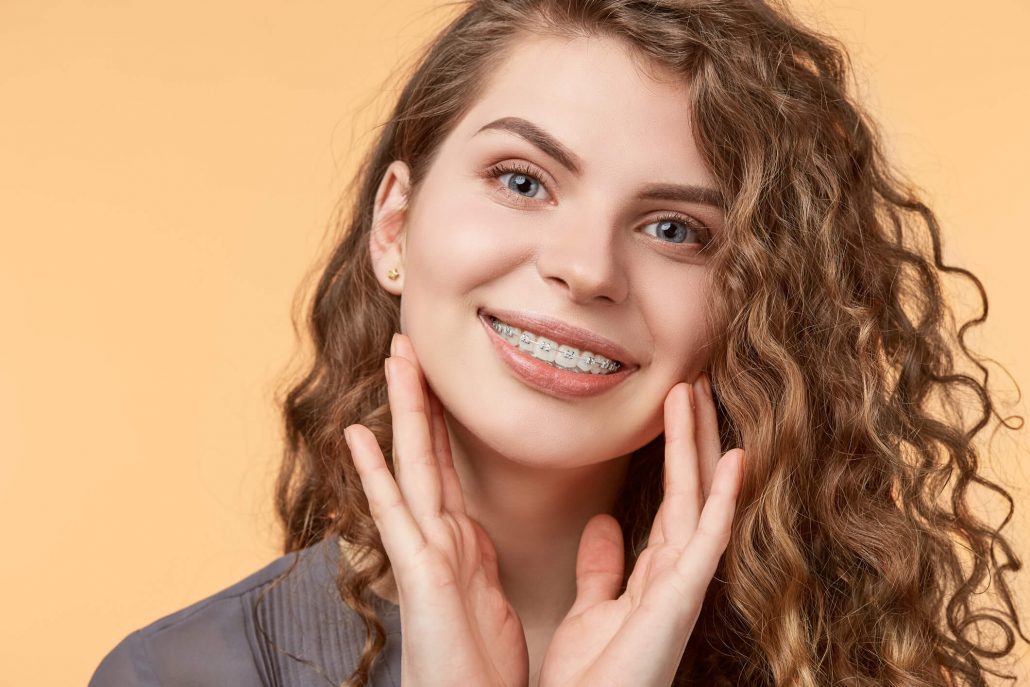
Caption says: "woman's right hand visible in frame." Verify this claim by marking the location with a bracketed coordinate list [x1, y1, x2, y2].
[344, 333, 529, 687]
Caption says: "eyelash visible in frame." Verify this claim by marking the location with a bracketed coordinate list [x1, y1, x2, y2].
[483, 160, 712, 250]
[483, 161, 553, 206]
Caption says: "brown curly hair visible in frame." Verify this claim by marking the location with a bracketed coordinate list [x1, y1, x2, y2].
[268, 1, 1028, 684]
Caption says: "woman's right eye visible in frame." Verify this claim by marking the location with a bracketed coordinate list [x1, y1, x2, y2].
[486, 162, 553, 202]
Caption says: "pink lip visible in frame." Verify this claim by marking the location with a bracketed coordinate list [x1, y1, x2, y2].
[478, 311, 636, 399]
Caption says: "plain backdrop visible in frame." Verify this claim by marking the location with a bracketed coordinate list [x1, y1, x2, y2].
[2, 1, 1027, 684]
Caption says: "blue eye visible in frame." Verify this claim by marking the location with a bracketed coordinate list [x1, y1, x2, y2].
[487, 161, 552, 201]
[501, 171, 542, 197]
[643, 216, 710, 247]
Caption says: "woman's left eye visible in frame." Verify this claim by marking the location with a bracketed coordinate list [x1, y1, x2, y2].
[642, 216, 711, 248]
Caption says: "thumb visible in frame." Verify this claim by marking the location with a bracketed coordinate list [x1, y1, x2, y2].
[470, 518, 503, 590]
[568, 514, 625, 617]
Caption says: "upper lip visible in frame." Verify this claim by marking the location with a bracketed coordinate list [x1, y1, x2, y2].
[480, 307, 638, 368]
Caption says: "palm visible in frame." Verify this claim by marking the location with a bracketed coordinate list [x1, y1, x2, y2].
[539, 530, 714, 686]
[400, 509, 528, 686]
[346, 334, 528, 687]
[539, 380, 745, 687]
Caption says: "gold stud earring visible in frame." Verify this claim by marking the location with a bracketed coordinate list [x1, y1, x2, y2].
[387, 268, 400, 281]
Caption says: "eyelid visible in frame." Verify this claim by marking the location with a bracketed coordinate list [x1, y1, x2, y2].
[483, 159, 558, 206]
[647, 212, 714, 249]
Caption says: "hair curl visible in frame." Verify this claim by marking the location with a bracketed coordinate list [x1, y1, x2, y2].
[269, 1, 1027, 685]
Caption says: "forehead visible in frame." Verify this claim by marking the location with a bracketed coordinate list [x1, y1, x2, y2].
[450, 33, 711, 185]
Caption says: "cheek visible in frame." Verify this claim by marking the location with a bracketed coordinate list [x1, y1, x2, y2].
[404, 191, 534, 293]
[640, 270, 713, 378]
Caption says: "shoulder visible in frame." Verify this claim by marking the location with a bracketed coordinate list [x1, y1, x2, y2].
[88, 536, 399, 687]
[88, 542, 304, 687]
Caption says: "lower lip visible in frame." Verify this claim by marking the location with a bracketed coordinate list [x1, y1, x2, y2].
[478, 311, 635, 399]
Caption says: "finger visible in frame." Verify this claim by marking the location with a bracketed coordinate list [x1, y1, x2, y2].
[345, 423, 426, 568]
[646, 501, 666, 549]
[428, 385, 467, 513]
[673, 448, 745, 589]
[387, 354, 443, 521]
[470, 518, 502, 589]
[693, 372, 722, 503]
[393, 333, 467, 515]
[392, 333, 432, 418]
[660, 382, 703, 549]
[469, 519, 522, 632]
[567, 514, 625, 618]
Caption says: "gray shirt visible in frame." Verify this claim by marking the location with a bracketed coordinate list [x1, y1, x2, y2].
[88, 536, 402, 686]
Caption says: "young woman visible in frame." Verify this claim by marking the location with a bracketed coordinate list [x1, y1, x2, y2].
[90, 1, 1026, 685]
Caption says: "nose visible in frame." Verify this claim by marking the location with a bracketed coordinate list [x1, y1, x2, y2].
[535, 213, 629, 305]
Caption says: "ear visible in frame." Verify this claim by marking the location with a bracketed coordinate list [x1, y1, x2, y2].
[369, 160, 412, 296]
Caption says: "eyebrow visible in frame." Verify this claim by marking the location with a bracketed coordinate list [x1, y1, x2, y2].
[473, 116, 724, 208]
[476, 116, 584, 176]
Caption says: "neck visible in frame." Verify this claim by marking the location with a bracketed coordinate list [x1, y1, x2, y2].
[446, 414, 632, 630]
[344, 410, 634, 642]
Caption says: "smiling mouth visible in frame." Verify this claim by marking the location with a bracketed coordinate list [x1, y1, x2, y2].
[487, 315, 623, 375]
[479, 312, 635, 399]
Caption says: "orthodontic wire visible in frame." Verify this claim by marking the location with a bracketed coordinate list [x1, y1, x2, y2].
[489, 317, 623, 372]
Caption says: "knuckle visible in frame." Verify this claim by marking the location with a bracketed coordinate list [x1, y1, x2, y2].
[370, 495, 405, 521]
[483, 584, 507, 615]
[696, 522, 732, 549]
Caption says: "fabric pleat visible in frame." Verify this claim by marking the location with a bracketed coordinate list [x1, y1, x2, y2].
[244, 537, 402, 687]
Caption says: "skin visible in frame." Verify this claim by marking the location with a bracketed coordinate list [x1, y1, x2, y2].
[348, 34, 746, 686]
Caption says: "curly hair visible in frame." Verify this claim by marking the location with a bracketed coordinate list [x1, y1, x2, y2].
[269, 1, 1027, 684]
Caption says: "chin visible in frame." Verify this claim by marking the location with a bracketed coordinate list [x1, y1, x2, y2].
[456, 407, 653, 469]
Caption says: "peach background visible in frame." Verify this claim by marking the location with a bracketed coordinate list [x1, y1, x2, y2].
[2, 1, 1027, 684]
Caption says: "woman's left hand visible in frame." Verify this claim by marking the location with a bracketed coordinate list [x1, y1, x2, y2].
[537, 375, 745, 687]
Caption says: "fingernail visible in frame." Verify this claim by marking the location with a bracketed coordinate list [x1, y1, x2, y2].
[384, 357, 393, 383]
[343, 425, 354, 446]
[390, 332, 398, 356]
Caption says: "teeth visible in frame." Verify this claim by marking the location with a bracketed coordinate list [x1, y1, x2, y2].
[518, 331, 535, 355]
[554, 345, 579, 370]
[536, 336, 559, 363]
[489, 316, 622, 375]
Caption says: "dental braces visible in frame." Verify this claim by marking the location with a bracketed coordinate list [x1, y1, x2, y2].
[490, 318, 622, 373]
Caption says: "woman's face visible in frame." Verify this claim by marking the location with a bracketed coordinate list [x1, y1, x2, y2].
[374, 34, 723, 468]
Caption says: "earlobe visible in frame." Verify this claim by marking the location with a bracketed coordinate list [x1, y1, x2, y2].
[369, 160, 412, 295]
